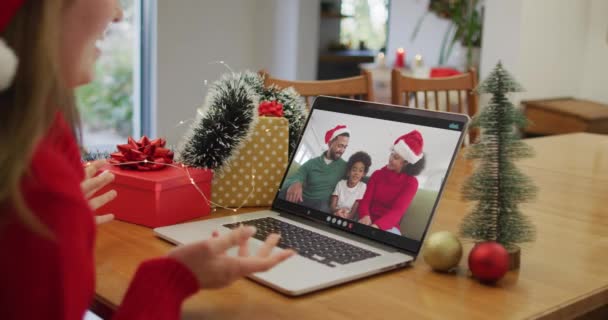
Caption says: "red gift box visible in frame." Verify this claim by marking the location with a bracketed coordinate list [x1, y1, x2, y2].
[95, 164, 213, 228]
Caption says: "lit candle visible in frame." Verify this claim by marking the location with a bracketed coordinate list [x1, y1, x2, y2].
[376, 52, 385, 67]
[394, 48, 406, 68]
[414, 54, 423, 68]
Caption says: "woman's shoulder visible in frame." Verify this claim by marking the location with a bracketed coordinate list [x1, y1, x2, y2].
[370, 166, 389, 177]
[400, 174, 418, 188]
[29, 112, 83, 189]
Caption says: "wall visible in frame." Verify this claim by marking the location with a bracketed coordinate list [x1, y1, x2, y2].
[387, 0, 466, 68]
[156, 0, 258, 145]
[155, 0, 319, 145]
[581, 0, 608, 104]
[255, 0, 299, 80]
[480, 0, 608, 106]
[255, 0, 319, 81]
[297, 0, 320, 81]
[478, 0, 523, 82]
[516, 0, 589, 101]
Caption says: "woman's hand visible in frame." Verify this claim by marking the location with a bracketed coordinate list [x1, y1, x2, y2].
[371, 224, 379, 229]
[359, 215, 372, 225]
[168, 226, 295, 289]
[81, 159, 117, 224]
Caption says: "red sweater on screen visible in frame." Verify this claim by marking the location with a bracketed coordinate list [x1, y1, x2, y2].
[0, 113, 199, 320]
[358, 166, 419, 231]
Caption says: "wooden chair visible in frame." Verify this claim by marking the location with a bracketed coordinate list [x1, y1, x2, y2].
[391, 68, 479, 143]
[258, 70, 374, 109]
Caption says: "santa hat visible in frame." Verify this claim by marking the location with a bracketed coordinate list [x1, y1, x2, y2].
[0, 0, 24, 91]
[324, 125, 350, 144]
[392, 130, 424, 164]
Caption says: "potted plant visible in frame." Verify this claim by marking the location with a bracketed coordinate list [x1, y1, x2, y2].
[412, 0, 483, 69]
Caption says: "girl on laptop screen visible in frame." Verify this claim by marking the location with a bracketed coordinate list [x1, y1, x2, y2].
[330, 151, 372, 220]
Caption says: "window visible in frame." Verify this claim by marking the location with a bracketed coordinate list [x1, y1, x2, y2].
[340, 0, 390, 51]
[77, 0, 139, 149]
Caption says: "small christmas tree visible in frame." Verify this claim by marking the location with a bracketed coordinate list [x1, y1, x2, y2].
[460, 62, 537, 250]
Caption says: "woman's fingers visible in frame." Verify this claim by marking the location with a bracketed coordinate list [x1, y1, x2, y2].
[238, 235, 250, 257]
[89, 189, 117, 211]
[81, 170, 115, 198]
[206, 226, 256, 255]
[84, 159, 108, 179]
[256, 233, 281, 258]
[95, 214, 115, 225]
[237, 250, 295, 274]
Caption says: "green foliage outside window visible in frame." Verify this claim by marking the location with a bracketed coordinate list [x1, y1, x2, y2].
[76, 51, 133, 136]
[76, 0, 135, 138]
[340, 0, 389, 51]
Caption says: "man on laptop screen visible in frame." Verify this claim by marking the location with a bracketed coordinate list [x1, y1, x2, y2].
[281, 125, 351, 213]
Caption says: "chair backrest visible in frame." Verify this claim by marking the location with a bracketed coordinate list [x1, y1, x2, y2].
[259, 70, 375, 109]
[391, 68, 478, 143]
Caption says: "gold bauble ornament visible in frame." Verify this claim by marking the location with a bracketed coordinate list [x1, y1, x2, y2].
[422, 231, 463, 272]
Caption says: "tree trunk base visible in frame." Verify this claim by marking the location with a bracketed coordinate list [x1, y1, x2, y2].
[508, 246, 521, 270]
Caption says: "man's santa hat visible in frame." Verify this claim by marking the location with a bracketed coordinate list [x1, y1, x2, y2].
[324, 125, 350, 144]
[0, 0, 24, 91]
[392, 130, 424, 164]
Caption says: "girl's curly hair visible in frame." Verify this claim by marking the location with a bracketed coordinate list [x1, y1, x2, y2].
[346, 151, 372, 175]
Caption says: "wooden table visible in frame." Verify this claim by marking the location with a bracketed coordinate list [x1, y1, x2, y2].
[94, 133, 608, 319]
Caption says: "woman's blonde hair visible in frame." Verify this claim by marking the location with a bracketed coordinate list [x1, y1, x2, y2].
[0, 0, 80, 235]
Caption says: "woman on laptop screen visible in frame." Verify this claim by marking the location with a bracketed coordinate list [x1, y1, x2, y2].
[358, 131, 426, 235]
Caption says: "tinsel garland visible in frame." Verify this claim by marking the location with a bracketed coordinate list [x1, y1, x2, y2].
[178, 72, 260, 171]
[177, 71, 307, 172]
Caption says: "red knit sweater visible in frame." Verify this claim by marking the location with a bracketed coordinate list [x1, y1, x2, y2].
[0, 113, 199, 319]
[358, 166, 419, 231]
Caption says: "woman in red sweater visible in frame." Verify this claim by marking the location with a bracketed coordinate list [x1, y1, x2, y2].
[0, 1, 293, 319]
[358, 130, 426, 234]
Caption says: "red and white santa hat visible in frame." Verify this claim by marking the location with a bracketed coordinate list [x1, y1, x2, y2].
[392, 130, 424, 164]
[324, 125, 350, 144]
[0, 0, 25, 91]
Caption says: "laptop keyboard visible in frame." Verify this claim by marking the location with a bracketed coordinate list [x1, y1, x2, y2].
[223, 217, 380, 268]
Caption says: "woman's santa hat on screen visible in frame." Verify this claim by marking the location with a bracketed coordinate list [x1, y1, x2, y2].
[324, 125, 350, 144]
[0, 0, 24, 91]
[392, 130, 424, 164]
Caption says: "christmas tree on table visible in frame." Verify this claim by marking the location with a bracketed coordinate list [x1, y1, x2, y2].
[460, 62, 537, 250]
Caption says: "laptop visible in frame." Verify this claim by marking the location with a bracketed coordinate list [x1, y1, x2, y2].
[154, 96, 469, 296]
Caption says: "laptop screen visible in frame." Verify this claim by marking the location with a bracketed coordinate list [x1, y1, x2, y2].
[273, 97, 469, 255]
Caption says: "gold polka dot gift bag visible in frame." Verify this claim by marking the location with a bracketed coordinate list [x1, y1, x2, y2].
[211, 116, 289, 207]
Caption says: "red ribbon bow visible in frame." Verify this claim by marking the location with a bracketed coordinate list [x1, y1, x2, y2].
[258, 100, 284, 117]
[110, 136, 174, 170]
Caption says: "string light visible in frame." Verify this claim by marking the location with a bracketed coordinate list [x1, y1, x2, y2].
[109, 159, 257, 213]
[208, 60, 234, 73]
[121, 59, 271, 213]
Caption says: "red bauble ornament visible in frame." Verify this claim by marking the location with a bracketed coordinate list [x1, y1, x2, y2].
[468, 241, 510, 283]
